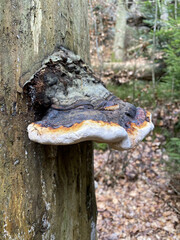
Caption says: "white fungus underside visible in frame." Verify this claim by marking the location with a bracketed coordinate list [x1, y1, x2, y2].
[110, 121, 154, 150]
[27, 119, 154, 151]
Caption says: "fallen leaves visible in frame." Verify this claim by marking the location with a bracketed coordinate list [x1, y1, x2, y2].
[94, 135, 180, 239]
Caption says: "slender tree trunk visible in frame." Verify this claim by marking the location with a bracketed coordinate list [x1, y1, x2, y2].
[172, 0, 177, 98]
[160, 0, 169, 22]
[174, 0, 177, 20]
[113, 0, 127, 61]
[152, 0, 158, 94]
[0, 1, 96, 239]
[89, 0, 103, 75]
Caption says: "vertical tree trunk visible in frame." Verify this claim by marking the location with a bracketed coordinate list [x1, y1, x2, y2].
[113, 0, 127, 61]
[160, 0, 169, 22]
[174, 0, 177, 20]
[0, 0, 96, 239]
[152, 0, 158, 93]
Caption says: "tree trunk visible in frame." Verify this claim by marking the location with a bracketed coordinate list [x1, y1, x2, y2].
[160, 0, 171, 22]
[0, 1, 96, 239]
[113, 0, 127, 61]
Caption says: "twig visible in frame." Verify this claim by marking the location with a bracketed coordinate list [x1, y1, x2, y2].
[154, 191, 180, 216]
[169, 183, 180, 196]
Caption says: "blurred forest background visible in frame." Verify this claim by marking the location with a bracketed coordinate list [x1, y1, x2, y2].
[88, 0, 180, 239]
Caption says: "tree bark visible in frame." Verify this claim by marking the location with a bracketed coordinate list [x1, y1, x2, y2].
[160, 0, 169, 22]
[113, 0, 127, 61]
[0, 0, 96, 239]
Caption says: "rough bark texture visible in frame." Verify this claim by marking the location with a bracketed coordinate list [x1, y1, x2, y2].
[0, 0, 97, 239]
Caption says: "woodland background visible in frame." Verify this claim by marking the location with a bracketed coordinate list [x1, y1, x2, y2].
[88, 0, 180, 239]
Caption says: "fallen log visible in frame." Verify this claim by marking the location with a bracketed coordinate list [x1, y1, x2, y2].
[103, 59, 165, 82]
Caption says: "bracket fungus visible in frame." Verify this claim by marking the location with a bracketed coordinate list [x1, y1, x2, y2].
[24, 46, 154, 150]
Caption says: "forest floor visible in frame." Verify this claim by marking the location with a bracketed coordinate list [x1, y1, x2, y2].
[94, 137, 180, 240]
[94, 115, 180, 240]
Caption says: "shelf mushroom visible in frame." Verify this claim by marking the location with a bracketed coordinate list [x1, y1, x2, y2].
[24, 47, 154, 150]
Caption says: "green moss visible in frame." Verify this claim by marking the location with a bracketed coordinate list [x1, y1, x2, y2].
[94, 142, 108, 151]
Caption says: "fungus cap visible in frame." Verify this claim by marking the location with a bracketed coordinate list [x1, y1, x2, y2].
[27, 105, 154, 150]
[24, 47, 154, 150]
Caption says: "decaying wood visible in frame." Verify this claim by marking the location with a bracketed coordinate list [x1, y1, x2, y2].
[127, 41, 151, 54]
[103, 59, 165, 82]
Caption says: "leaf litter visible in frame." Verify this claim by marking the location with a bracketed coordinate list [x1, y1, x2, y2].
[94, 131, 180, 239]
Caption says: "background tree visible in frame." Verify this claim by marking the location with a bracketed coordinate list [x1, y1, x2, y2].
[0, 1, 97, 239]
[113, 0, 127, 61]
